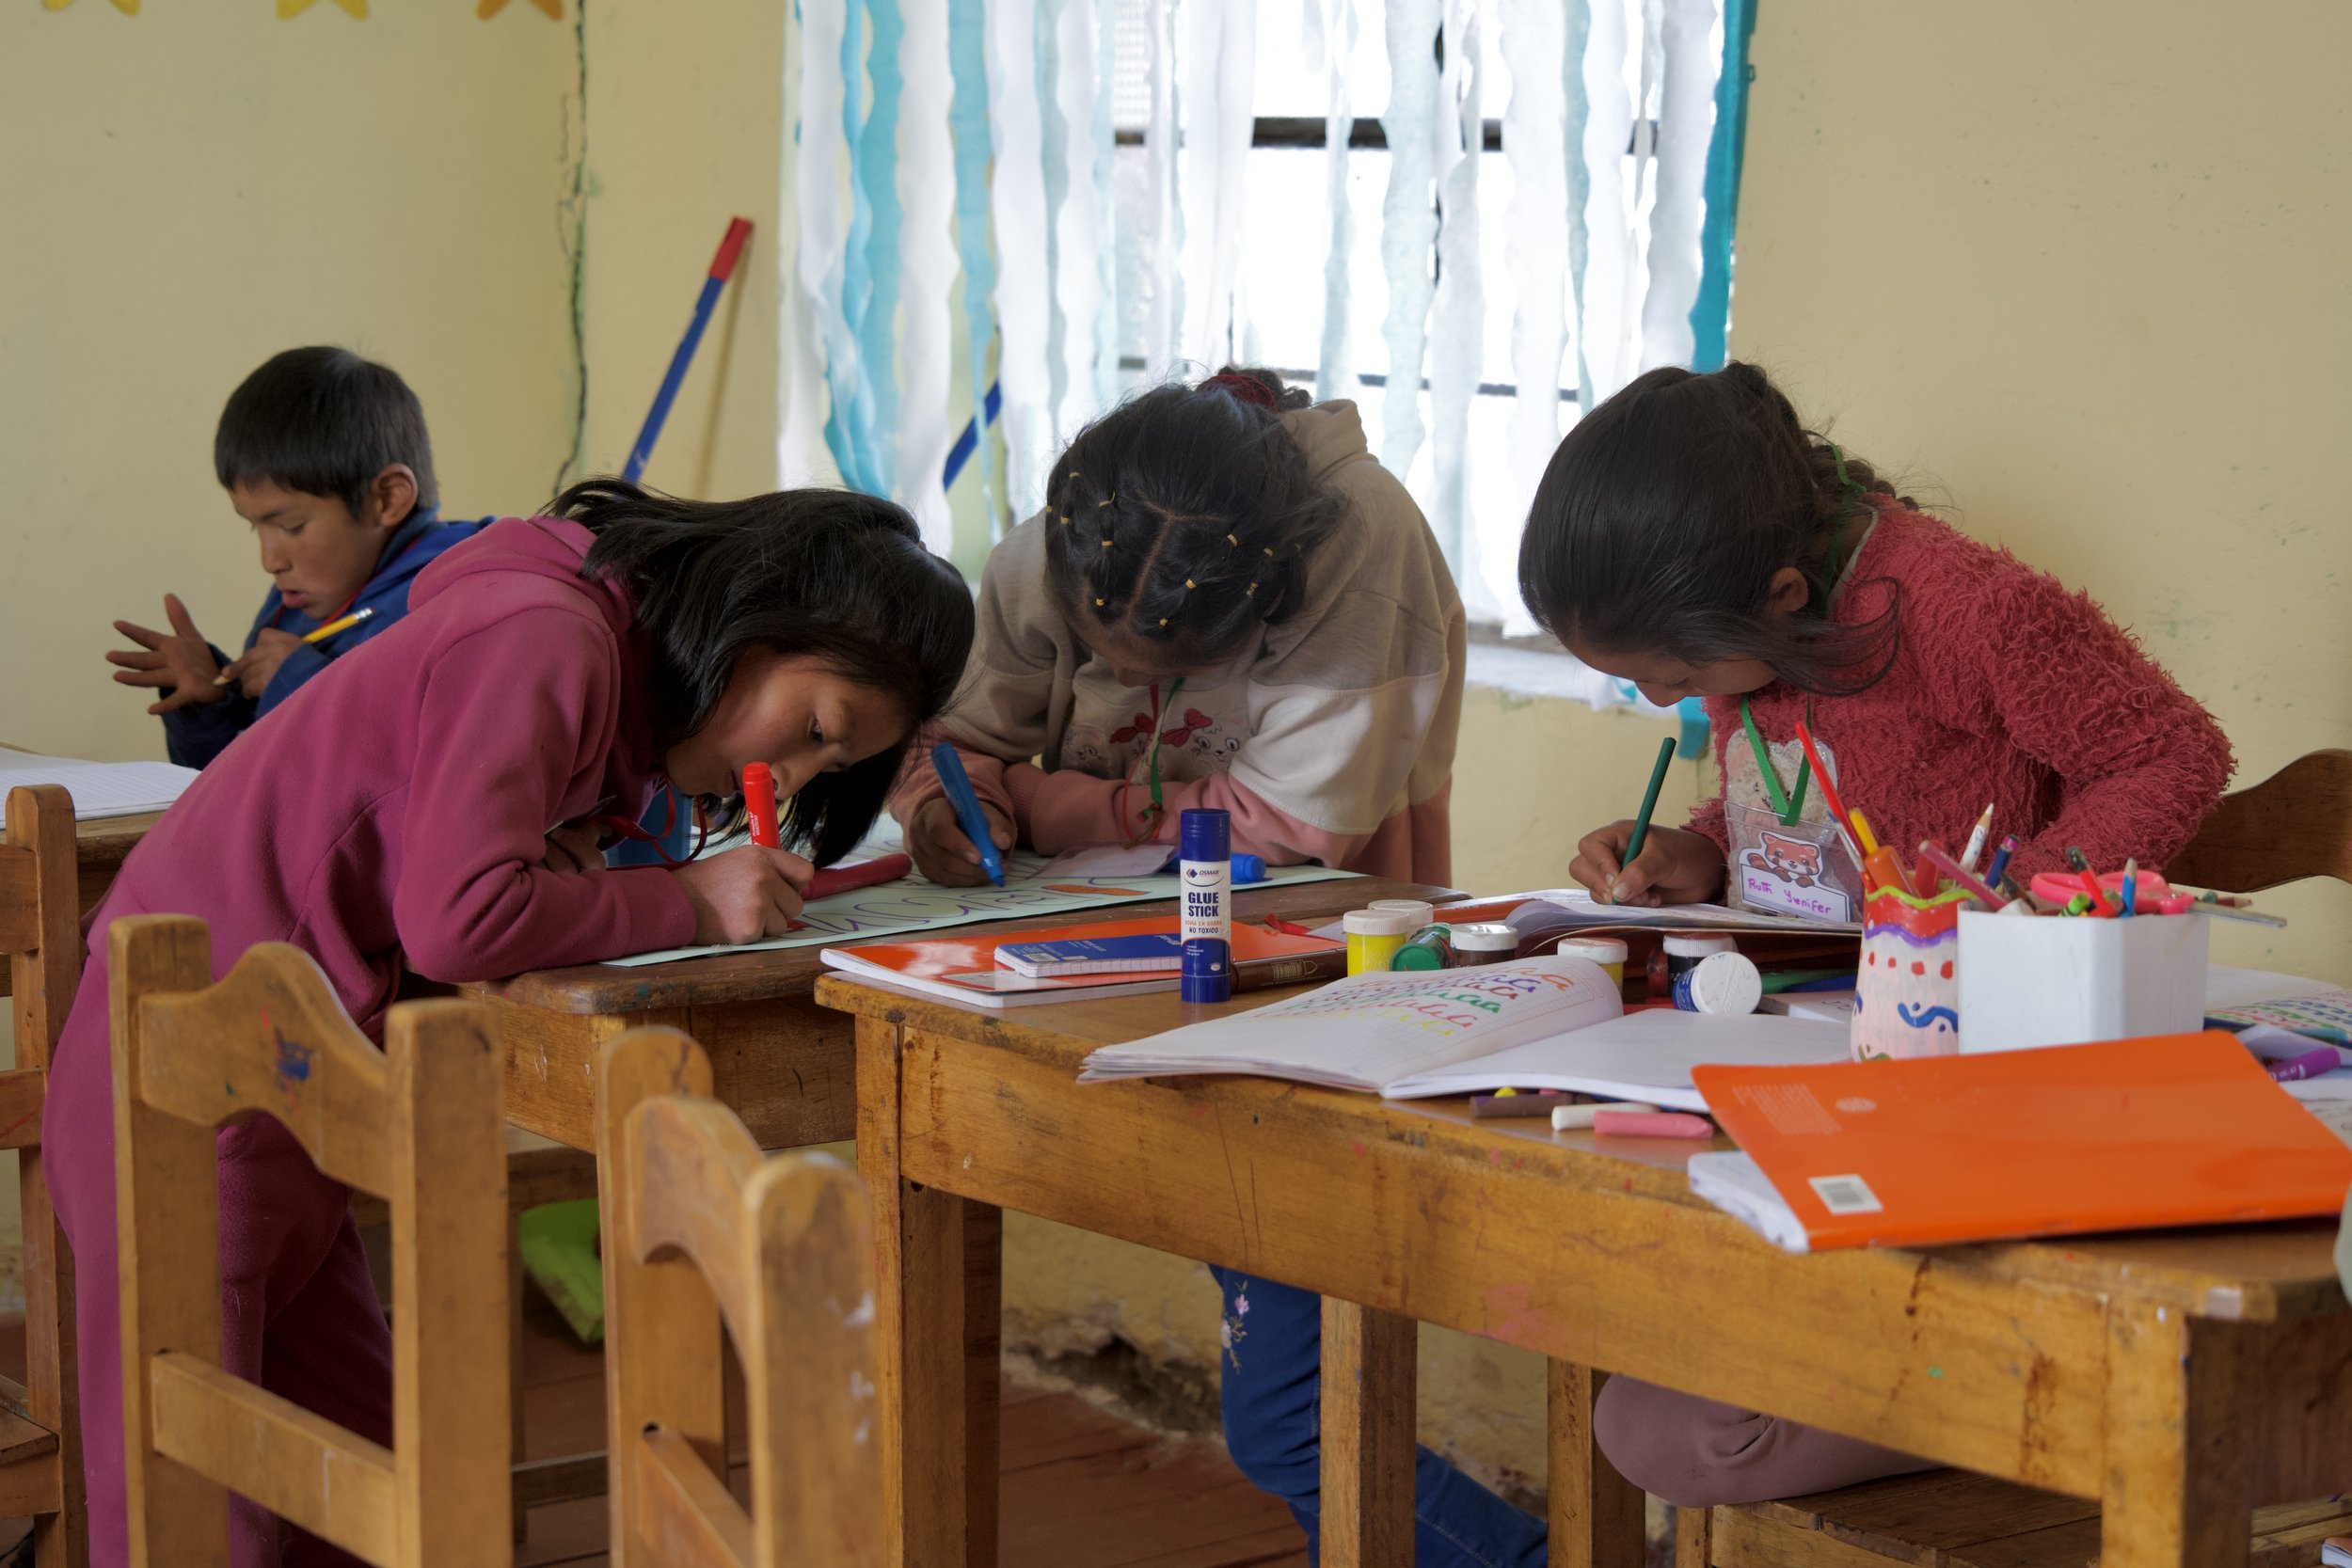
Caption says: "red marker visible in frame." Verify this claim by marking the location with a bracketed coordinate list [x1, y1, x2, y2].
[743, 762, 782, 848]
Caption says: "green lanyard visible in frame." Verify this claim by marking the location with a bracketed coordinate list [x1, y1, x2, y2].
[1125, 675, 1185, 847]
[1740, 697, 1813, 826]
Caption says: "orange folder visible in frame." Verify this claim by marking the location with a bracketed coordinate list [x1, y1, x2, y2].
[1692, 1031, 2352, 1251]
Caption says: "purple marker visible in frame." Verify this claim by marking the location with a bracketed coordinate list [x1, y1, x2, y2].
[2265, 1045, 2344, 1083]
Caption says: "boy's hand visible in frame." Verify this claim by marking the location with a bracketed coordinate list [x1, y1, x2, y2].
[539, 821, 608, 875]
[671, 844, 814, 945]
[1570, 822, 1726, 908]
[108, 594, 226, 715]
[905, 796, 1013, 887]
[218, 627, 306, 701]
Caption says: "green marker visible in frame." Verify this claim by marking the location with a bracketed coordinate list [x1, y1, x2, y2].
[1614, 736, 1679, 904]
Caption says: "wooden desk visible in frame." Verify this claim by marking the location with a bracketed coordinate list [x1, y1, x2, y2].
[463, 878, 1453, 1155]
[0, 810, 161, 1001]
[821, 978, 2352, 1568]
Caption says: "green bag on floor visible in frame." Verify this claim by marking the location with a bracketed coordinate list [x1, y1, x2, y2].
[518, 1199, 604, 1345]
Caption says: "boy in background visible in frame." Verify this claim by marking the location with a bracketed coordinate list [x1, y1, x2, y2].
[106, 346, 487, 767]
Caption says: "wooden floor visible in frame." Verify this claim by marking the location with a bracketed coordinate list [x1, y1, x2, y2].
[520, 1303, 1309, 1568]
[0, 1303, 1304, 1566]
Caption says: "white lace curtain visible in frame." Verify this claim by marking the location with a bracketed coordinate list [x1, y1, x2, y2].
[781, 0, 1754, 638]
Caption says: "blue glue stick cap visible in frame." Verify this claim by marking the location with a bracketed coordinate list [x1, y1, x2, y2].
[1232, 853, 1265, 885]
[1180, 808, 1231, 861]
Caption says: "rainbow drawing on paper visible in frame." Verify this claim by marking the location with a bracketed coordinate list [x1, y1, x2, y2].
[605, 821, 1355, 968]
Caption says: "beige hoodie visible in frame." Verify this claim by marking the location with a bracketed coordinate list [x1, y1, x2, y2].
[890, 400, 1465, 881]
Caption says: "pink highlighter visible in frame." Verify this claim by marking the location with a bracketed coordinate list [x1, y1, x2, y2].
[1591, 1109, 1716, 1140]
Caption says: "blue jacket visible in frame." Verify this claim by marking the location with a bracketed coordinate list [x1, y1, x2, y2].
[164, 513, 489, 768]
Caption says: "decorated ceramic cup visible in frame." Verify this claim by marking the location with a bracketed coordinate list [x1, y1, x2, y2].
[1851, 887, 1972, 1061]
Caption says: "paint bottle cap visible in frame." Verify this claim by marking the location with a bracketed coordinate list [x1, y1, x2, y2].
[1686, 951, 1763, 1015]
[1366, 898, 1436, 929]
[1343, 909, 1417, 937]
[1558, 936, 1629, 964]
[1232, 853, 1266, 885]
[1390, 941, 1451, 971]
[1662, 932, 1739, 959]
[1453, 923, 1521, 953]
[1179, 808, 1231, 862]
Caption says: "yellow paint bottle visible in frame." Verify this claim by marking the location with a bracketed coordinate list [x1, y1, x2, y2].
[1343, 909, 1416, 975]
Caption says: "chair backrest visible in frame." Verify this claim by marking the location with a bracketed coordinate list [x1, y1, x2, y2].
[598, 1027, 881, 1568]
[2165, 748, 2352, 894]
[4, 783, 88, 1568]
[109, 914, 508, 1568]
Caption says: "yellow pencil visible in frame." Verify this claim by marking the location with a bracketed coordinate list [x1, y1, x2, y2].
[300, 606, 375, 644]
[213, 607, 377, 685]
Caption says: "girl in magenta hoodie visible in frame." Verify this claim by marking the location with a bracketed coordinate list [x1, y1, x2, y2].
[48, 480, 974, 1567]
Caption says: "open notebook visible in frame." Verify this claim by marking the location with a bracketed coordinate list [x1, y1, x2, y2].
[0, 752, 196, 827]
[1077, 955, 1850, 1107]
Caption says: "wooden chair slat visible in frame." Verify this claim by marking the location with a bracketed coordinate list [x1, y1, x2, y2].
[150, 1352, 396, 1557]
[0, 850, 39, 953]
[626, 1096, 770, 1336]
[0, 1069, 45, 1150]
[135, 941, 391, 1196]
[0, 1454, 65, 1523]
[635, 1427, 756, 1568]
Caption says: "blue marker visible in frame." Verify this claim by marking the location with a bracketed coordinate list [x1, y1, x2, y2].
[930, 742, 1005, 887]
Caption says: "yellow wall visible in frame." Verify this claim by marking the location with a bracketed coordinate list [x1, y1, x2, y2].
[0, 1, 581, 766]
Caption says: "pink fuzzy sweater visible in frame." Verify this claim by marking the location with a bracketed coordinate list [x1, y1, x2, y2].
[1692, 507, 2233, 884]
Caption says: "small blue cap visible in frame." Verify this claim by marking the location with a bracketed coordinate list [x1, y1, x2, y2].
[1232, 853, 1266, 885]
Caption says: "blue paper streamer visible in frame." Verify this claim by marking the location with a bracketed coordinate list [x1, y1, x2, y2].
[857, 0, 907, 486]
[824, 0, 882, 492]
[1688, 0, 1756, 372]
[948, 0, 998, 519]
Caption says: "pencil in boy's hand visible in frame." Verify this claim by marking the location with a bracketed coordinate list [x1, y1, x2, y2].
[1613, 736, 1678, 904]
[299, 606, 375, 645]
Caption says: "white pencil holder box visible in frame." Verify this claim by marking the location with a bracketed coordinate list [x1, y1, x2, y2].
[1956, 909, 2209, 1053]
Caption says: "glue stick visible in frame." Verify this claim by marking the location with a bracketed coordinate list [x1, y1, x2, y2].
[1179, 809, 1232, 1003]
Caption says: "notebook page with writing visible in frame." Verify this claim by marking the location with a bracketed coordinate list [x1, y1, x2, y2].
[1380, 1009, 1851, 1110]
[0, 752, 198, 827]
[1078, 958, 1624, 1091]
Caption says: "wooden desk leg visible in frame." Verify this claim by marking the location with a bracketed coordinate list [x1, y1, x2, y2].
[2100, 1303, 2253, 1568]
[1547, 1362, 1644, 1568]
[859, 1017, 1001, 1568]
[1321, 1298, 1416, 1568]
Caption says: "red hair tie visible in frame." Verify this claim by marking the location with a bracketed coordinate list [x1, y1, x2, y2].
[1202, 372, 1279, 410]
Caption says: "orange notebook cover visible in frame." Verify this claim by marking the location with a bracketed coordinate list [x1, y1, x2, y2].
[818, 916, 1337, 1008]
[1692, 1032, 2352, 1251]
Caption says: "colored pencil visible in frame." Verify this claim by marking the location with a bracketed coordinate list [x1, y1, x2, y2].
[1958, 803, 1995, 873]
[1614, 736, 1678, 902]
[1791, 719, 1866, 864]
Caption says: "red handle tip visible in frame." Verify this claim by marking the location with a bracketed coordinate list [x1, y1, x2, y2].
[709, 217, 755, 281]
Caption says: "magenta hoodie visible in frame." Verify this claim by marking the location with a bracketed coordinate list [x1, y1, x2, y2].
[65, 515, 697, 1042]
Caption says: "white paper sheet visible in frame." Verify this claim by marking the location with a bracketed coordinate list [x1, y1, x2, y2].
[0, 753, 198, 827]
[1382, 1007, 1851, 1109]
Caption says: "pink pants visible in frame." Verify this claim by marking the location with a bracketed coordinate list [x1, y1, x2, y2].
[47, 960, 394, 1568]
[1594, 1376, 1937, 1510]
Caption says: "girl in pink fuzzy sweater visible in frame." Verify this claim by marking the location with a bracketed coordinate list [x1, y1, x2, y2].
[1519, 361, 2233, 1510]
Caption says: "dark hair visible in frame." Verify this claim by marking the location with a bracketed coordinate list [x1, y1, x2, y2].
[215, 346, 439, 522]
[1041, 366, 1344, 663]
[1517, 361, 1907, 697]
[563, 479, 977, 864]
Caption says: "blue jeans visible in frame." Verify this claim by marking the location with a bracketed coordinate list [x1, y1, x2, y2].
[1212, 1268, 1548, 1568]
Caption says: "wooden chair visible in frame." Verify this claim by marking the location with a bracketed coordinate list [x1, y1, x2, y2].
[1674, 746, 2352, 1567]
[110, 914, 508, 1567]
[0, 784, 87, 1566]
[597, 1026, 881, 1568]
[2167, 747, 2352, 891]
